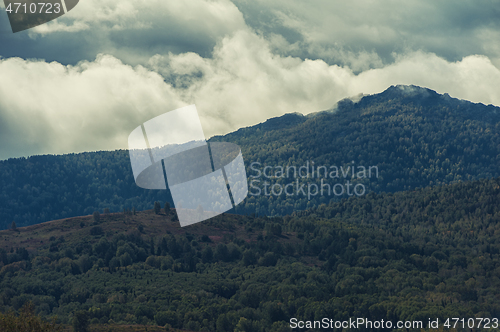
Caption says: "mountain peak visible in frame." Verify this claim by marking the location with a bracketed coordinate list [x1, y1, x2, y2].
[329, 84, 498, 119]
[388, 84, 436, 96]
[360, 84, 441, 106]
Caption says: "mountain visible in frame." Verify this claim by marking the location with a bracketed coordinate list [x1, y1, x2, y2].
[1, 176, 500, 330]
[1, 85, 500, 229]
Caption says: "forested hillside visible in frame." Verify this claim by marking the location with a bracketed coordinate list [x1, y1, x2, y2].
[1, 85, 500, 229]
[0, 176, 499, 331]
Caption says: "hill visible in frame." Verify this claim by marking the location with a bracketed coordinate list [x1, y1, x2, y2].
[1, 85, 500, 229]
[1, 176, 500, 331]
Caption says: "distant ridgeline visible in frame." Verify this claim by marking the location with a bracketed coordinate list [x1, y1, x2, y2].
[1, 85, 500, 229]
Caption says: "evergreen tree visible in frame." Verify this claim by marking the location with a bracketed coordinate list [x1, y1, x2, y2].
[92, 211, 100, 223]
[72, 310, 90, 332]
[154, 201, 161, 214]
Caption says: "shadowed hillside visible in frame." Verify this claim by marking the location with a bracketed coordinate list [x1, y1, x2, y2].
[0, 177, 500, 331]
[1, 85, 500, 229]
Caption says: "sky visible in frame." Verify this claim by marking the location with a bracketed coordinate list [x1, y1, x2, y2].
[0, 0, 500, 160]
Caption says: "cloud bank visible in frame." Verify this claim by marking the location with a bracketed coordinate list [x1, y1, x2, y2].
[1, 28, 500, 159]
[233, 0, 500, 70]
[1, 0, 500, 159]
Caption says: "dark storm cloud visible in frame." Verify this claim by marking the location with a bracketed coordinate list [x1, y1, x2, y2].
[1, 0, 499, 68]
[232, 0, 500, 70]
[0, 0, 246, 65]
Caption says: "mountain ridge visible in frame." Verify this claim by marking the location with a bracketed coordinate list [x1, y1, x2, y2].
[223, 84, 500, 135]
[1, 85, 500, 229]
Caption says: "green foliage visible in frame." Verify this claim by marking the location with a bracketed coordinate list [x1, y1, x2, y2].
[214, 87, 500, 217]
[90, 226, 103, 236]
[1, 86, 500, 229]
[0, 302, 61, 332]
[154, 202, 161, 215]
[154, 311, 176, 327]
[1, 177, 500, 330]
[72, 310, 89, 332]
[265, 223, 282, 236]
[201, 246, 213, 263]
[0, 150, 173, 229]
[258, 252, 277, 266]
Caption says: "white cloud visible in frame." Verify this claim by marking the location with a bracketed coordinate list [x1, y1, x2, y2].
[151, 32, 500, 136]
[29, 20, 90, 35]
[30, 0, 245, 36]
[1, 28, 500, 160]
[352, 52, 500, 104]
[0, 55, 186, 159]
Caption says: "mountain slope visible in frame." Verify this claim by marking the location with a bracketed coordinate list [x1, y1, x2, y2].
[1, 177, 500, 329]
[1, 85, 500, 228]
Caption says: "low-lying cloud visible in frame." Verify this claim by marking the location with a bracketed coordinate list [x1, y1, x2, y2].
[1, 29, 500, 160]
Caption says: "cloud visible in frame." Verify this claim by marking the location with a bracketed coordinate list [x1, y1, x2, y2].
[1, 29, 500, 160]
[154, 32, 500, 135]
[232, 0, 500, 69]
[0, 55, 185, 159]
[2, 0, 499, 72]
[31, 0, 245, 34]
[353, 52, 500, 104]
[17, 0, 247, 65]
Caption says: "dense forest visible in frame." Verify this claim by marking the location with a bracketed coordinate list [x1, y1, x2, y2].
[1, 85, 499, 229]
[1, 176, 499, 331]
